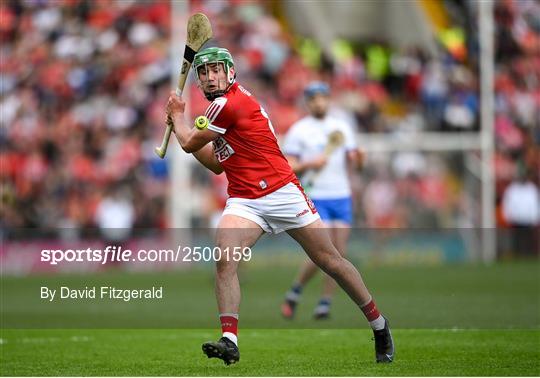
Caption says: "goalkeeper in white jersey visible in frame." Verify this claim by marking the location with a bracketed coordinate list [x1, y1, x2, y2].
[281, 82, 364, 319]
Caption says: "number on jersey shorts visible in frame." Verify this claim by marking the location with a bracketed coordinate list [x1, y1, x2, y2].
[222, 182, 320, 234]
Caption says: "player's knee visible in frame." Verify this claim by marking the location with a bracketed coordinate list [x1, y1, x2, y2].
[215, 238, 252, 258]
[215, 257, 237, 277]
[315, 253, 343, 276]
[214, 242, 243, 276]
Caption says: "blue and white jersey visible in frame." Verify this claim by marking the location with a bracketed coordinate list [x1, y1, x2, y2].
[282, 114, 357, 199]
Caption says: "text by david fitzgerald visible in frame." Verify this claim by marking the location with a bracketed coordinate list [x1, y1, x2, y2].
[41, 286, 163, 302]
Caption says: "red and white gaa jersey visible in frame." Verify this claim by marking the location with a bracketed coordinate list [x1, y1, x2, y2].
[204, 82, 297, 199]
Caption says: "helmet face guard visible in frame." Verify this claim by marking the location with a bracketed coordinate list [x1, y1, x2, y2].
[193, 47, 236, 101]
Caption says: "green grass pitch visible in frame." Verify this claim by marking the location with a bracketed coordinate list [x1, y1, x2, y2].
[1, 262, 539, 376]
[1, 329, 538, 376]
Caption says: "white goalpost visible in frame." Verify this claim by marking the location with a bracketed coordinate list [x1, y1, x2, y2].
[478, 0, 496, 263]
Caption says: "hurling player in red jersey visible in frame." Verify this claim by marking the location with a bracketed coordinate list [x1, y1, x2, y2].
[165, 47, 394, 365]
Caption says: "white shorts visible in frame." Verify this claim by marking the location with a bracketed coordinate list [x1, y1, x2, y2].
[222, 182, 320, 234]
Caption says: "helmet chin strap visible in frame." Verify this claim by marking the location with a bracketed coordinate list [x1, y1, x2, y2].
[227, 67, 235, 84]
[204, 90, 225, 101]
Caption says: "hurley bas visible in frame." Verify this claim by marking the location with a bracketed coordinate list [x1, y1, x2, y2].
[41, 286, 163, 302]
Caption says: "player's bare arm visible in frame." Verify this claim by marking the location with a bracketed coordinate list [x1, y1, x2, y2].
[347, 149, 365, 170]
[286, 154, 327, 174]
[165, 93, 223, 174]
[192, 143, 224, 174]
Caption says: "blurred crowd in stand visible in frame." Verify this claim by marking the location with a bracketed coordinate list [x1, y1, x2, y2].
[1, 1, 171, 235]
[493, 0, 539, 255]
[1, 1, 538, 255]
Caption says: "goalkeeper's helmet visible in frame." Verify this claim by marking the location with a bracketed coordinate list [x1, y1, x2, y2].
[193, 47, 236, 101]
[304, 81, 330, 99]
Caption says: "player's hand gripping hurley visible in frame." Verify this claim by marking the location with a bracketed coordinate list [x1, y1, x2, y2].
[155, 13, 213, 158]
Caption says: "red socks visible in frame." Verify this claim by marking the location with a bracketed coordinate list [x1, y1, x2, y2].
[360, 299, 381, 321]
[361, 298, 386, 330]
[220, 314, 238, 345]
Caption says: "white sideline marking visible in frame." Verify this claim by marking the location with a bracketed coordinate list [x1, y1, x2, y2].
[16, 336, 92, 344]
[20, 337, 61, 344]
[70, 336, 92, 342]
